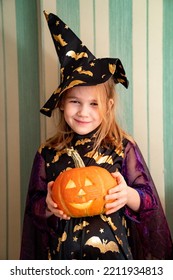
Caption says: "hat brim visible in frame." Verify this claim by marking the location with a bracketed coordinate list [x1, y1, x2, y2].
[40, 58, 128, 117]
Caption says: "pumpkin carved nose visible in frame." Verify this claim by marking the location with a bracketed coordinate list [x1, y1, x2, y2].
[77, 189, 86, 197]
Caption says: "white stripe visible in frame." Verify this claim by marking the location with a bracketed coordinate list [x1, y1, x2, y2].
[2, 0, 21, 259]
[132, 0, 148, 163]
[148, 0, 165, 208]
[95, 0, 109, 57]
[79, 0, 94, 53]
[39, 0, 57, 140]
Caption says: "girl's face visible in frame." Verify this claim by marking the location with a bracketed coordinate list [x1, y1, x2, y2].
[61, 85, 104, 135]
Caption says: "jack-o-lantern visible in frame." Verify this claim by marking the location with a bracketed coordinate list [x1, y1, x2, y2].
[52, 166, 117, 217]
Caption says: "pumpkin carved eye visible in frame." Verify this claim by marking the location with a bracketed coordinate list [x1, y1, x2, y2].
[65, 177, 93, 189]
[65, 179, 76, 189]
[84, 178, 93, 187]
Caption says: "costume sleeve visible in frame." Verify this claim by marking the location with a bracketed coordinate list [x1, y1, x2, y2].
[25, 151, 48, 228]
[122, 141, 158, 221]
[20, 151, 56, 259]
[121, 141, 173, 259]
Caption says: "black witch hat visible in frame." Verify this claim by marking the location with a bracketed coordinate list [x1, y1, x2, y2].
[40, 11, 129, 117]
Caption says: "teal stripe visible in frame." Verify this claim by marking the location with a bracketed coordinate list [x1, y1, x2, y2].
[109, 0, 133, 135]
[56, 0, 80, 36]
[146, 0, 150, 168]
[15, 0, 40, 219]
[39, 2, 47, 141]
[163, 0, 173, 236]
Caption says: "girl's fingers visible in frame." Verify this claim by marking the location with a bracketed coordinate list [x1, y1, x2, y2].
[46, 181, 58, 208]
[46, 181, 70, 220]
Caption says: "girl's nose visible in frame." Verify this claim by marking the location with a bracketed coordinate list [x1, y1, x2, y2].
[77, 105, 88, 117]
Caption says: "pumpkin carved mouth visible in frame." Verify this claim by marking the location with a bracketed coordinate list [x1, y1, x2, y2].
[70, 200, 93, 210]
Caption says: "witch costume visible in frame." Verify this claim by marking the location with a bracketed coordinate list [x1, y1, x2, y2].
[20, 12, 173, 260]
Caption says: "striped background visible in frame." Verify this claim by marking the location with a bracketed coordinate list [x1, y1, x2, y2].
[0, 0, 172, 259]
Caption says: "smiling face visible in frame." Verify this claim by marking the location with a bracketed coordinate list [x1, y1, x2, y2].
[60, 85, 104, 135]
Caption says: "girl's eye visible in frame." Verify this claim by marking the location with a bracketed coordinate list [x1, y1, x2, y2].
[70, 100, 79, 104]
[90, 102, 98, 106]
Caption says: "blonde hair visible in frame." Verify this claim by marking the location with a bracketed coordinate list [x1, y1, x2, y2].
[45, 77, 133, 151]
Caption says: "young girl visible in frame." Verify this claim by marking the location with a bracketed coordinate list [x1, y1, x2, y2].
[20, 77, 172, 260]
[20, 11, 172, 260]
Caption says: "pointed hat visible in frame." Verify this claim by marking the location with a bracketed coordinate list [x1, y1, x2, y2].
[40, 11, 129, 117]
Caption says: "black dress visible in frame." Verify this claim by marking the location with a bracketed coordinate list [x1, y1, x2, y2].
[20, 130, 173, 260]
[42, 131, 132, 259]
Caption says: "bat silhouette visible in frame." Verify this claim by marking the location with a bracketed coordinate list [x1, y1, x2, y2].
[85, 236, 119, 253]
[73, 221, 89, 232]
[66, 50, 88, 60]
[85, 151, 113, 165]
[75, 138, 91, 146]
[53, 34, 67, 46]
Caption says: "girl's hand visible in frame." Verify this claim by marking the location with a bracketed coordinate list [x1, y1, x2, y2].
[104, 172, 129, 215]
[46, 181, 70, 220]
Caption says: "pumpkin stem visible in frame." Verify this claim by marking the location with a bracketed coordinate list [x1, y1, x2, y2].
[66, 147, 85, 168]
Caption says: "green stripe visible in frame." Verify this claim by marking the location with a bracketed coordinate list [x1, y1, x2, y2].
[40, 3, 47, 141]
[0, 0, 8, 259]
[56, 0, 80, 36]
[15, 0, 40, 219]
[163, 0, 173, 236]
[109, 0, 133, 135]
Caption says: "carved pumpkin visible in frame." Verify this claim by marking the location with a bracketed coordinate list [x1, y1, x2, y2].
[52, 166, 117, 217]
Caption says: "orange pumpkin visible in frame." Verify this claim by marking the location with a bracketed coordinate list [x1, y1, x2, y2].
[52, 166, 117, 217]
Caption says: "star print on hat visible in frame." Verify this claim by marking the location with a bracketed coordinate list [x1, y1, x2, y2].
[40, 11, 129, 117]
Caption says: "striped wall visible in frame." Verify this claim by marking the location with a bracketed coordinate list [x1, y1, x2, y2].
[0, 0, 21, 260]
[0, 0, 172, 259]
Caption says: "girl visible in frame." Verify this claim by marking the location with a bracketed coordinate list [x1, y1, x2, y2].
[20, 78, 172, 260]
[20, 11, 172, 260]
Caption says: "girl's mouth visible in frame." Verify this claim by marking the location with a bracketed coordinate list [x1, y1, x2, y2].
[74, 119, 91, 125]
